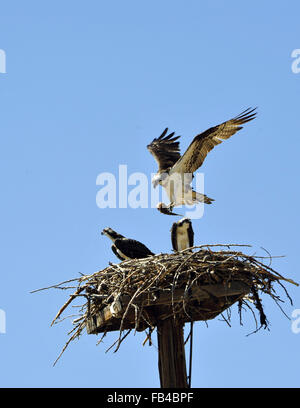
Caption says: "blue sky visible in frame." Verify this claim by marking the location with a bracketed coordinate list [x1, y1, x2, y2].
[0, 1, 300, 388]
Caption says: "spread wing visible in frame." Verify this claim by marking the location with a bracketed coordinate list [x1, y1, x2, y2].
[115, 238, 154, 259]
[171, 107, 257, 175]
[147, 128, 181, 172]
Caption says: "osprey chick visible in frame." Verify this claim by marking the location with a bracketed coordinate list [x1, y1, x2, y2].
[171, 218, 194, 251]
[101, 227, 154, 261]
[147, 107, 257, 214]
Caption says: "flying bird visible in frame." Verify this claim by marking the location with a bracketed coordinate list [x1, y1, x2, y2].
[101, 227, 154, 261]
[171, 218, 194, 252]
[147, 107, 257, 215]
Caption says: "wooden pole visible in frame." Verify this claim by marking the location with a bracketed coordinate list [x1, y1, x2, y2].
[157, 317, 188, 388]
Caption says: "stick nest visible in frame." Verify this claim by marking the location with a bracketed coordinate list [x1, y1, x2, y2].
[34, 244, 298, 365]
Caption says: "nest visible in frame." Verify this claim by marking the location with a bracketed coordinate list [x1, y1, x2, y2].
[35, 244, 298, 365]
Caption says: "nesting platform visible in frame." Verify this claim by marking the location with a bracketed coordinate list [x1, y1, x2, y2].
[83, 246, 296, 335]
[45, 245, 297, 364]
[86, 280, 250, 334]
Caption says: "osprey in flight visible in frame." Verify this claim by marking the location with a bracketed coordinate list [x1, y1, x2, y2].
[101, 227, 154, 261]
[147, 107, 257, 215]
[171, 218, 194, 252]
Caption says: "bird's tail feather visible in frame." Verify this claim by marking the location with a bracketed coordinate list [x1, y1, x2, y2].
[192, 190, 214, 204]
